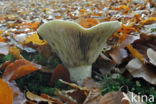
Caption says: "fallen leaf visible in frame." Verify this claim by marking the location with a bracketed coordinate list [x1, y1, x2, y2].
[0, 42, 10, 55]
[126, 44, 145, 62]
[147, 48, 156, 66]
[98, 91, 130, 104]
[25, 33, 47, 45]
[2, 59, 39, 81]
[0, 60, 12, 71]
[55, 80, 90, 104]
[26, 91, 56, 103]
[0, 35, 6, 42]
[141, 17, 156, 25]
[83, 78, 101, 89]
[126, 58, 156, 85]
[8, 81, 27, 104]
[9, 46, 24, 59]
[50, 64, 70, 86]
[0, 78, 13, 104]
[41, 94, 63, 104]
[83, 88, 102, 104]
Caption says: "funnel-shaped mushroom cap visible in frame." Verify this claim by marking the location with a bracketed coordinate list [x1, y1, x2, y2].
[37, 20, 120, 67]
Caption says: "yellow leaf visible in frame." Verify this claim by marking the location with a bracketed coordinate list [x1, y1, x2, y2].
[9, 46, 24, 59]
[25, 33, 47, 45]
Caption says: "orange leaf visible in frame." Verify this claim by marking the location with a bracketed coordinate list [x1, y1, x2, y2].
[11, 65, 38, 81]
[0, 35, 6, 42]
[2, 59, 38, 81]
[0, 78, 13, 104]
[78, 18, 99, 28]
[23, 21, 40, 30]
[141, 17, 156, 25]
[126, 44, 144, 62]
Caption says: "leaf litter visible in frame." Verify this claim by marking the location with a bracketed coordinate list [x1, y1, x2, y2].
[0, 0, 156, 104]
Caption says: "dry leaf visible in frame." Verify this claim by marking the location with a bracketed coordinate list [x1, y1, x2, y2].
[0, 35, 6, 42]
[25, 33, 47, 45]
[41, 94, 63, 104]
[50, 64, 70, 86]
[2, 59, 39, 81]
[126, 44, 144, 62]
[0, 42, 10, 55]
[26, 91, 56, 103]
[0, 78, 13, 104]
[98, 91, 130, 104]
[0, 60, 12, 70]
[126, 58, 156, 85]
[147, 48, 156, 66]
[9, 46, 24, 59]
[83, 88, 102, 104]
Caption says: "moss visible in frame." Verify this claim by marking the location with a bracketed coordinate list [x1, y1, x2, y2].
[0, 54, 14, 63]
[16, 71, 55, 96]
[15, 70, 67, 96]
[100, 73, 156, 104]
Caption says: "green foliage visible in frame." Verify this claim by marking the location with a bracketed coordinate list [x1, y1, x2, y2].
[22, 52, 59, 67]
[33, 54, 47, 66]
[151, 28, 156, 32]
[100, 73, 156, 104]
[16, 71, 65, 96]
[16, 71, 54, 96]
[0, 54, 14, 63]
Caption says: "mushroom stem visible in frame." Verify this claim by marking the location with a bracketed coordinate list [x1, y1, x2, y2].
[67, 65, 92, 81]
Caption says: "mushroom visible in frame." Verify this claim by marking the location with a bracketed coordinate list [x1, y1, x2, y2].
[37, 20, 121, 81]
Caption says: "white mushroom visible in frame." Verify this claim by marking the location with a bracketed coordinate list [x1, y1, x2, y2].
[37, 20, 121, 81]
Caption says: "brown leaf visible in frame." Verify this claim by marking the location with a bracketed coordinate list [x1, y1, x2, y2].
[2, 59, 39, 81]
[83, 88, 102, 104]
[41, 94, 63, 104]
[0, 60, 12, 71]
[50, 64, 70, 86]
[126, 58, 156, 85]
[98, 91, 130, 104]
[26, 91, 57, 103]
[83, 78, 101, 89]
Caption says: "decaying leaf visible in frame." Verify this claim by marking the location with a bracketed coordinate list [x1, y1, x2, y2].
[2, 59, 39, 81]
[126, 44, 145, 62]
[83, 88, 102, 104]
[9, 46, 24, 59]
[50, 64, 70, 86]
[0, 35, 6, 42]
[9, 81, 27, 104]
[98, 91, 130, 104]
[0, 42, 9, 55]
[147, 48, 156, 66]
[55, 79, 103, 104]
[26, 91, 57, 104]
[126, 58, 156, 85]
[0, 60, 12, 71]
[0, 78, 13, 104]
[25, 33, 47, 45]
